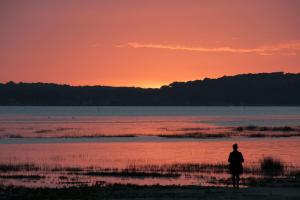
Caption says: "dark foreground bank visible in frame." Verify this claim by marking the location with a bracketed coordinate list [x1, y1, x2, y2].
[1, 184, 300, 200]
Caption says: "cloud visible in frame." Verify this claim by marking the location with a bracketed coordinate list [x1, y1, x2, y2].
[259, 52, 273, 56]
[126, 41, 300, 55]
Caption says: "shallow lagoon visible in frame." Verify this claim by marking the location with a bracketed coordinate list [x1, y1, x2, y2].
[0, 106, 299, 187]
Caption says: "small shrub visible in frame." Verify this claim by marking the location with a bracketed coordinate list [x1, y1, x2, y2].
[260, 157, 284, 176]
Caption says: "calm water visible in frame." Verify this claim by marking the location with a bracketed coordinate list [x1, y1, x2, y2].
[0, 106, 300, 187]
[1, 106, 300, 138]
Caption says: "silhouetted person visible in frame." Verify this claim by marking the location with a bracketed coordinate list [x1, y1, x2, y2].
[228, 143, 244, 189]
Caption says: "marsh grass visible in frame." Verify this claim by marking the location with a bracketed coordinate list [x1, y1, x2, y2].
[84, 171, 180, 178]
[55, 128, 77, 131]
[51, 166, 83, 172]
[246, 133, 266, 137]
[0, 162, 292, 175]
[2, 134, 24, 138]
[0, 161, 297, 183]
[0, 175, 45, 180]
[231, 125, 300, 138]
[234, 125, 298, 132]
[1, 134, 137, 139]
[0, 163, 40, 172]
[3, 125, 300, 139]
[35, 129, 53, 133]
[34, 128, 77, 134]
[158, 132, 231, 138]
[128, 163, 229, 173]
[159, 125, 300, 138]
[177, 128, 211, 131]
[49, 134, 137, 138]
[1, 162, 299, 189]
[246, 133, 300, 138]
[83, 134, 137, 138]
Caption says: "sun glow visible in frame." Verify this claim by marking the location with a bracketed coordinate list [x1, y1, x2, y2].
[0, 0, 299, 86]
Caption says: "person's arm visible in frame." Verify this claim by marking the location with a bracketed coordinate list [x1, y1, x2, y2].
[228, 153, 232, 163]
[240, 153, 244, 163]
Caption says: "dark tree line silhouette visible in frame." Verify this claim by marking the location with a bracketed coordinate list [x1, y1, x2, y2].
[0, 72, 300, 106]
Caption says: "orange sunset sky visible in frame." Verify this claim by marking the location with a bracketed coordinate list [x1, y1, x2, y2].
[1, 0, 300, 88]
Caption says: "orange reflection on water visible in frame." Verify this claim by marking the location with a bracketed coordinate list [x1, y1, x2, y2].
[1, 138, 299, 168]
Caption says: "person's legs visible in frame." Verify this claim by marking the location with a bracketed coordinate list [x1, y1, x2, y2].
[231, 174, 236, 188]
[236, 174, 240, 189]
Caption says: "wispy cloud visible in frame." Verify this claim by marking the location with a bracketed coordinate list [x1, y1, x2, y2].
[126, 41, 300, 55]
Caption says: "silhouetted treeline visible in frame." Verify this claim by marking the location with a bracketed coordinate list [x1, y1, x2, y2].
[1, 72, 300, 106]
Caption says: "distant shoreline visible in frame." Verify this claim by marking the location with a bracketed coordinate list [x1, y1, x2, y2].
[1, 72, 300, 106]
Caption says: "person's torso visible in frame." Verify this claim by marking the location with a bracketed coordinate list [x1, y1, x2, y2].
[230, 151, 242, 165]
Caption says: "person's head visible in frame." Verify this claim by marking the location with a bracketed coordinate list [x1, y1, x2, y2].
[232, 143, 238, 151]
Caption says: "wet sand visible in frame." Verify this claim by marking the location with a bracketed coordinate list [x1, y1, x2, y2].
[1, 185, 300, 200]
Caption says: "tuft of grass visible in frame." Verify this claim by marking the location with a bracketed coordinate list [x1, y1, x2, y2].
[0, 163, 40, 172]
[260, 157, 284, 177]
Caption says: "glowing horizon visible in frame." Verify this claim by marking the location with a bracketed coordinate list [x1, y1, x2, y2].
[1, 0, 299, 88]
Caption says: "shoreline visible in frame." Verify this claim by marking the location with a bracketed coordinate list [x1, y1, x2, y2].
[1, 184, 300, 200]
